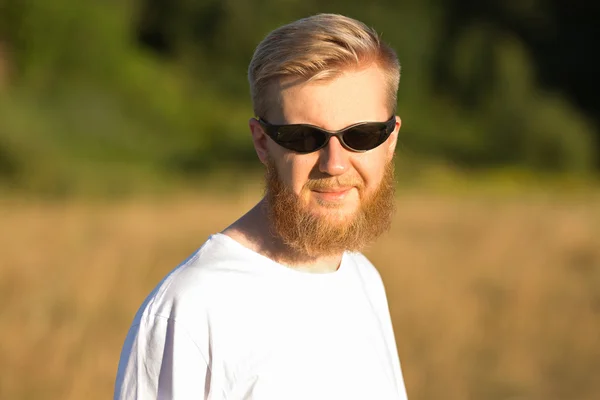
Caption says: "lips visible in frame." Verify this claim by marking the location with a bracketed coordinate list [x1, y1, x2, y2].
[313, 187, 353, 194]
[312, 187, 353, 201]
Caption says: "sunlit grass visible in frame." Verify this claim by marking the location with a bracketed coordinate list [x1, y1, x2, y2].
[1, 186, 599, 399]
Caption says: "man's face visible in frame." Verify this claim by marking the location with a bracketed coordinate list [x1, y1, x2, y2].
[251, 64, 401, 258]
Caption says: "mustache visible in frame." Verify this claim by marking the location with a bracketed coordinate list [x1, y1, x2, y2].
[304, 176, 364, 191]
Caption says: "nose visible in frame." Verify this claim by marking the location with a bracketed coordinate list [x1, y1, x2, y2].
[318, 136, 350, 176]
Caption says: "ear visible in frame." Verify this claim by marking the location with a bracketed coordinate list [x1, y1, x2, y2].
[249, 118, 269, 165]
[386, 116, 401, 161]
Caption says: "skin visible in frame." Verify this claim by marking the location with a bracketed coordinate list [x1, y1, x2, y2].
[223, 63, 401, 273]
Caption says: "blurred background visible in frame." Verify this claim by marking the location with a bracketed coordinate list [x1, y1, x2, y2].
[0, 0, 599, 399]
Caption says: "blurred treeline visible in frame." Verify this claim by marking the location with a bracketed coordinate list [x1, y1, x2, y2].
[0, 0, 598, 195]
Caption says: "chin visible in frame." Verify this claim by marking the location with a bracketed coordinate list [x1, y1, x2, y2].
[310, 190, 360, 208]
[309, 202, 359, 223]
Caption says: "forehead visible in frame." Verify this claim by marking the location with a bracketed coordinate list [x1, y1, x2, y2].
[267, 65, 389, 130]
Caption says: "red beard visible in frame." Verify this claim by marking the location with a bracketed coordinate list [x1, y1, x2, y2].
[264, 158, 396, 260]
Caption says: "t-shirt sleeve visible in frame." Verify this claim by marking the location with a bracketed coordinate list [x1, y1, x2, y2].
[114, 315, 210, 400]
[355, 253, 409, 399]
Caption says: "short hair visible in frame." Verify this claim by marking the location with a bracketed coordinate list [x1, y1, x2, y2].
[248, 13, 401, 119]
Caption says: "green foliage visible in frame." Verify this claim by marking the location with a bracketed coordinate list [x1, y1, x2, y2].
[0, 0, 597, 195]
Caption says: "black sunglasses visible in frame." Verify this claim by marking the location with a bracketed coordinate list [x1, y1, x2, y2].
[257, 116, 396, 153]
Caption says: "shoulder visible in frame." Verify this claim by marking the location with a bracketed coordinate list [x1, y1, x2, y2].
[347, 252, 384, 285]
[346, 251, 391, 303]
[344, 252, 397, 325]
[131, 234, 264, 330]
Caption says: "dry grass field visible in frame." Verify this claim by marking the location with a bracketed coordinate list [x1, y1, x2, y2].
[1, 187, 599, 400]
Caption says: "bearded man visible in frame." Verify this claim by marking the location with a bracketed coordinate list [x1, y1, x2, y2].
[115, 13, 408, 400]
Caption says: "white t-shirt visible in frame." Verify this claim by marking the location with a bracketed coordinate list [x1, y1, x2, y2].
[114, 233, 408, 400]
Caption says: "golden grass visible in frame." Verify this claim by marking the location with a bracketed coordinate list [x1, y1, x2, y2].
[1, 188, 599, 399]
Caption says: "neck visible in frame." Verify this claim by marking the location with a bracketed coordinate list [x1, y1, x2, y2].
[222, 198, 344, 273]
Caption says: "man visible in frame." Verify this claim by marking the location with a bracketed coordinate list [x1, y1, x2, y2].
[115, 13, 408, 400]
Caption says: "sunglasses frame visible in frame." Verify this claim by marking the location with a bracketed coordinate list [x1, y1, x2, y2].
[257, 116, 396, 154]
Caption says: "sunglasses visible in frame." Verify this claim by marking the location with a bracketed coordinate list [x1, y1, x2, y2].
[258, 116, 396, 153]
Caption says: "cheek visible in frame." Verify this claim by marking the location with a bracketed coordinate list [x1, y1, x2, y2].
[355, 155, 387, 194]
[274, 153, 316, 196]
[291, 161, 316, 196]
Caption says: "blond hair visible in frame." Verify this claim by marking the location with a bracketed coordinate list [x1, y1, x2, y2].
[248, 13, 401, 118]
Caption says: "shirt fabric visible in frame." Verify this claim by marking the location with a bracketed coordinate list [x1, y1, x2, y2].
[114, 233, 408, 400]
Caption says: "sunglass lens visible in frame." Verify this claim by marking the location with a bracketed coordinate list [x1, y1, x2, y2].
[277, 126, 327, 152]
[343, 124, 388, 151]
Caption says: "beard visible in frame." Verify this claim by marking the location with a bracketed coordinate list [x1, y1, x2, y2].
[264, 158, 396, 260]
